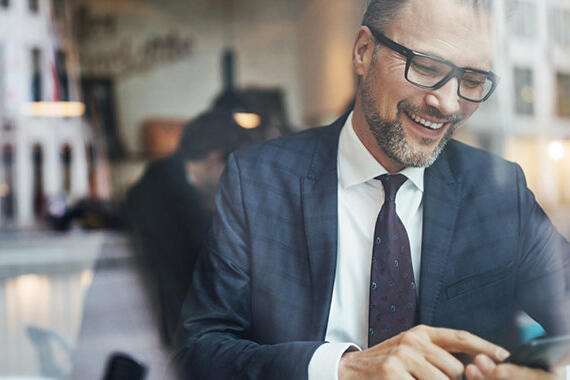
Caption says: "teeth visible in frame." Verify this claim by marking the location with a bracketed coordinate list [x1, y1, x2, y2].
[408, 111, 444, 130]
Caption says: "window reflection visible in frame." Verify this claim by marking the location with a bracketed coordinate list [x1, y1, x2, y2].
[549, 6, 570, 45]
[513, 66, 534, 116]
[1, 268, 93, 376]
[557, 72, 570, 118]
[507, 0, 537, 40]
[0, 0, 568, 377]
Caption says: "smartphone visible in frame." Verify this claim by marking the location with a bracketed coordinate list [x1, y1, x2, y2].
[503, 334, 570, 371]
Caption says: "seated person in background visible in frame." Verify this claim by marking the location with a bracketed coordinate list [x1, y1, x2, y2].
[124, 109, 249, 348]
[177, 1, 570, 379]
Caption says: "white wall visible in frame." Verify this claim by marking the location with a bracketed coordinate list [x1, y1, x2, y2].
[297, 0, 364, 126]
[78, 0, 311, 154]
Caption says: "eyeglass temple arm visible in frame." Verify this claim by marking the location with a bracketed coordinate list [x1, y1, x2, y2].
[365, 26, 413, 58]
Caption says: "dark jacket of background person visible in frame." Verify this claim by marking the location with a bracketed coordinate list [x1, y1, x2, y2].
[176, 114, 570, 379]
[125, 156, 212, 346]
[124, 109, 249, 347]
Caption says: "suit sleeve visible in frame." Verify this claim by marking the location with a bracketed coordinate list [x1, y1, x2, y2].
[176, 154, 324, 380]
[514, 164, 570, 335]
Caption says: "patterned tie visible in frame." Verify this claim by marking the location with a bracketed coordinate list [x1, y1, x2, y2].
[368, 174, 417, 347]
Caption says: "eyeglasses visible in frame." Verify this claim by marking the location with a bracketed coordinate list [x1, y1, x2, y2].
[366, 26, 499, 103]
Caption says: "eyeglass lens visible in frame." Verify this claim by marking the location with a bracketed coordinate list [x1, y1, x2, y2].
[407, 55, 493, 101]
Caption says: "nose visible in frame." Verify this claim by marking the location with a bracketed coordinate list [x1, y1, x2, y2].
[423, 77, 461, 116]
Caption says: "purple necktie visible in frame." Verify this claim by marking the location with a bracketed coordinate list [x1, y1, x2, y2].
[368, 174, 417, 347]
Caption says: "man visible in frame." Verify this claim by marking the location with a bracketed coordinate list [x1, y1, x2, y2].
[125, 109, 248, 348]
[177, 1, 570, 379]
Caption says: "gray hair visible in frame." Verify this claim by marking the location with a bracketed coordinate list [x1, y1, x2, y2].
[362, 0, 493, 33]
[362, 0, 408, 33]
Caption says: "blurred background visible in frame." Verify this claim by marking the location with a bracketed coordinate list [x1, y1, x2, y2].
[0, 0, 568, 379]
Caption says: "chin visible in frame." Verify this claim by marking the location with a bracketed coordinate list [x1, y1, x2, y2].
[411, 137, 453, 167]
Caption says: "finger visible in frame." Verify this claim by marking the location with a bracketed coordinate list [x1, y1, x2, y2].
[474, 353, 497, 376]
[399, 330, 465, 378]
[406, 355, 453, 380]
[373, 354, 418, 380]
[465, 363, 484, 380]
[491, 363, 554, 380]
[424, 327, 510, 362]
[423, 342, 466, 378]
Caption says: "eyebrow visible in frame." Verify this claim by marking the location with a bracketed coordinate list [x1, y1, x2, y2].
[410, 43, 494, 73]
[370, 27, 494, 74]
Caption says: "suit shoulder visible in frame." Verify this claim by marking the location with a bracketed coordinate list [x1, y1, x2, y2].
[445, 140, 516, 169]
[445, 140, 522, 188]
[237, 125, 331, 158]
[231, 125, 336, 177]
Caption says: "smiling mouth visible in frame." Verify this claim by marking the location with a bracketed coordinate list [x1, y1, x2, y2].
[405, 110, 446, 130]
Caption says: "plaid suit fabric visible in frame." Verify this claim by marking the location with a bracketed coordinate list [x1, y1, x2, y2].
[178, 115, 570, 380]
[179, 121, 344, 380]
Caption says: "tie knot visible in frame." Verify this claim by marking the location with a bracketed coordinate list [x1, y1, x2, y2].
[376, 174, 407, 201]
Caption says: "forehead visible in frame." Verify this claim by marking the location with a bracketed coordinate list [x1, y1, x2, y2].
[386, 0, 494, 70]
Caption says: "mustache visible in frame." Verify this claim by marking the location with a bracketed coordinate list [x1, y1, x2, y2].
[398, 101, 465, 123]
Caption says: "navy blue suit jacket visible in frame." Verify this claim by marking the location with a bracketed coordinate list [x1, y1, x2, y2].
[178, 114, 570, 379]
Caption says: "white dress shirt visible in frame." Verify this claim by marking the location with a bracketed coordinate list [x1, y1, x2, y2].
[308, 112, 425, 379]
[308, 114, 570, 380]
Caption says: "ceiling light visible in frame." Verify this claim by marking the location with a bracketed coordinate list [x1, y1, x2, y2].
[233, 112, 261, 129]
[23, 102, 85, 118]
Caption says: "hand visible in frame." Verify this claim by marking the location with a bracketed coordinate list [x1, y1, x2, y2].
[465, 354, 566, 380]
[338, 325, 510, 380]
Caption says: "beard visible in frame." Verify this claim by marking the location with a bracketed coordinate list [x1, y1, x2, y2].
[360, 76, 463, 168]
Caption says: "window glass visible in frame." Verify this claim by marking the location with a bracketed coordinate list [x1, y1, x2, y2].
[30, 48, 42, 101]
[506, 0, 537, 39]
[513, 67, 535, 116]
[29, 0, 39, 13]
[0, 43, 4, 112]
[549, 7, 570, 45]
[556, 72, 570, 118]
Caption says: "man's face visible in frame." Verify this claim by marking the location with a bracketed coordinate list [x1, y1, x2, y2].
[185, 151, 227, 198]
[356, 0, 494, 169]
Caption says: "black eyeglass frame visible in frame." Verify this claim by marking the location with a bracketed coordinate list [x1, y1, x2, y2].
[366, 26, 499, 103]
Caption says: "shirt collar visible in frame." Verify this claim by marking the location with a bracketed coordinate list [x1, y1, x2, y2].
[338, 112, 425, 192]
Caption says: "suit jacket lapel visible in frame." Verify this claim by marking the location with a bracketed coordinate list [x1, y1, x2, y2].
[419, 146, 462, 325]
[301, 115, 346, 340]
[300, 114, 461, 334]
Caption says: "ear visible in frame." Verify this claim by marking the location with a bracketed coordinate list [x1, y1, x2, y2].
[205, 150, 223, 163]
[353, 26, 376, 77]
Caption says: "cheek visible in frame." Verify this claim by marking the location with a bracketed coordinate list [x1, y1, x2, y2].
[372, 77, 406, 118]
[363, 60, 417, 119]
[379, 69, 419, 111]
[462, 103, 479, 118]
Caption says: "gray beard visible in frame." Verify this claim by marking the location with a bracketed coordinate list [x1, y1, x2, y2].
[360, 81, 462, 168]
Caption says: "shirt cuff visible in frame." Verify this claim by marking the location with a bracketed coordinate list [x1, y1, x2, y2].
[308, 342, 361, 380]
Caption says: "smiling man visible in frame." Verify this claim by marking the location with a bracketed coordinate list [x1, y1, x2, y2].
[177, 1, 570, 379]
[353, 0, 494, 174]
